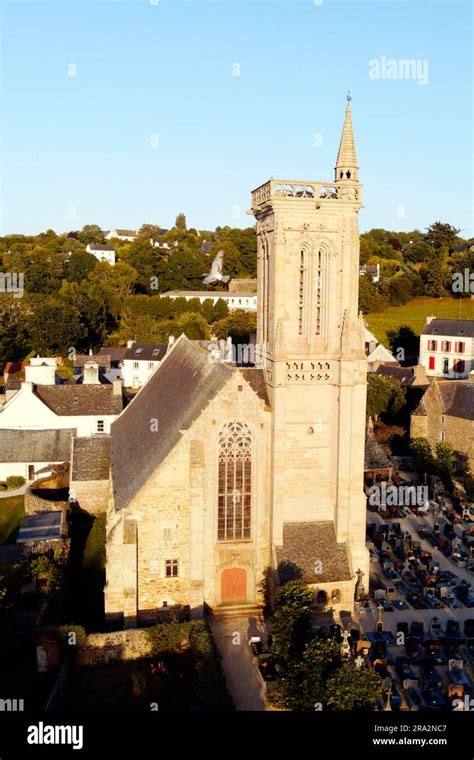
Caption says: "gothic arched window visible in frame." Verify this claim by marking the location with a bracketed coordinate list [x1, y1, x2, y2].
[218, 422, 252, 541]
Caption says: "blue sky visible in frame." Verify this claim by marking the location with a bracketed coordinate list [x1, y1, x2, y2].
[1, 0, 472, 236]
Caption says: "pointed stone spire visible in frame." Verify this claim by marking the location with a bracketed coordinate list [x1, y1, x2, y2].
[335, 93, 359, 182]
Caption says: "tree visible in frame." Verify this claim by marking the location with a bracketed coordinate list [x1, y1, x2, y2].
[282, 636, 342, 710]
[271, 580, 314, 664]
[326, 664, 385, 710]
[213, 309, 256, 340]
[77, 224, 104, 245]
[0, 297, 29, 362]
[387, 326, 419, 365]
[425, 222, 462, 251]
[358, 276, 387, 314]
[366, 374, 406, 420]
[66, 250, 98, 283]
[87, 261, 138, 317]
[27, 300, 86, 355]
[435, 442, 456, 489]
[409, 437, 435, 480]
[175, 213, 187, 231]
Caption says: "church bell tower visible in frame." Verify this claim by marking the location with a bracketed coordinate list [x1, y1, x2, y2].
[251, 96, 370, 590]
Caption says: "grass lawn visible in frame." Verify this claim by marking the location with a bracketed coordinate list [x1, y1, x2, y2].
[366, 297, 474, 346]
[69, 653, 194, 712]
[0, 495, 25, 544]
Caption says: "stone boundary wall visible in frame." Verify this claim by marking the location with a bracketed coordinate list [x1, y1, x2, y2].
[24, 487, 68, 515]
[77, 630, 155, 667]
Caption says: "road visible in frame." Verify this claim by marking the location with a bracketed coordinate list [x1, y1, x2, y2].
[208, 613, 269, 711]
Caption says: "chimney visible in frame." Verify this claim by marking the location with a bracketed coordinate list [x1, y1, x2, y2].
[168, 335, 175, 347]
[127, 339, 135, 349]
[83, 361, 99, 384]
[426, 315, 436, 325]
[112, 377, 122, 396]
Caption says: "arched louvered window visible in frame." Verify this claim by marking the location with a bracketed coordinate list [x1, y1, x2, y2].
[218, 422, 252, 541]
[298, 250, 305, 335]
[315, 248, 324, 335]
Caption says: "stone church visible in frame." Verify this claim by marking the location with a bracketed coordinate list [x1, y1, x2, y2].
[105, 99, 369, 627]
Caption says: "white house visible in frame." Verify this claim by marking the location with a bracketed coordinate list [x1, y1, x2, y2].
[0, 379, 123, 436]
[359, 263, 380, 283]
[0, 428, 74, 483]
[105, 229, 137, 242]
[25, 357, 58, 385]
[364, 326, 398, 370]
[121, 341, 168, 389]
[86, 243, 116, 265]
[163, 290, 257, 312]
[420, 317, 474, 379]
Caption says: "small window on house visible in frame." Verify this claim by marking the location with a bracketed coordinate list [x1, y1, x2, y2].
[148, 362, 154, 370]
[133, 361, 139, 369]
[135, 348, 143, 355]
[152, 349, 160, 357]
[165, 559, 179, 578]
[97, 420, 105, 433]
[440, 432, 445, 442]
[441, 415, 445, 424]
[458, 342, 465, 354]
[443, 359, 449, 374]
[163, 528, 172, 541]
[429, 356, 435, 370]
[162, 601, 168, 607]
[238, 385, 243, 391]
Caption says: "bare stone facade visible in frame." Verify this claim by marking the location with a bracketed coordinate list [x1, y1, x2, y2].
[411, 378, 474, 468]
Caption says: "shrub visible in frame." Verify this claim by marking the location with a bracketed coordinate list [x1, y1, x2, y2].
[35, 625, 87, 655]
[189, 619, 234, 710]
[6, 475, 25, 489]
[144, 621, 190, 654]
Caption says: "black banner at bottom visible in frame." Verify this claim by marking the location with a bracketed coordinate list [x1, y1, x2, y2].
[0, 711, 473, 758]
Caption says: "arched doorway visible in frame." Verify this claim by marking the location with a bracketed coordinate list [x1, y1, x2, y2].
[221, 568, 247, 605]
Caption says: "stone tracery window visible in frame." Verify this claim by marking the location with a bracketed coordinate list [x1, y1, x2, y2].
[218, 422, 252, 541]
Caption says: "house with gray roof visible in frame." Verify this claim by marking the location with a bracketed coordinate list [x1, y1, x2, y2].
[411, 377, 474, 470]
[0, 428, 74, 483]
[420, 316, 474, 379]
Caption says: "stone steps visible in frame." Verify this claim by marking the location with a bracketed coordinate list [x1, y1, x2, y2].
[209, 603, 264, 619]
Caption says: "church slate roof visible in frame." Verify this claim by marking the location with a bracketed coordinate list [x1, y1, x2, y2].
[72, 436, 111, 481]
[0, 429, 74, 463]
[276, 521, 352, 583]
[364, 421, 392, 470]
[240, 368, 270, 407]
[111, 336, 233, 511]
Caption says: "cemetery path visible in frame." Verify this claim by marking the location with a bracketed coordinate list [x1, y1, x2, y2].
[208, 613, 269, 711]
